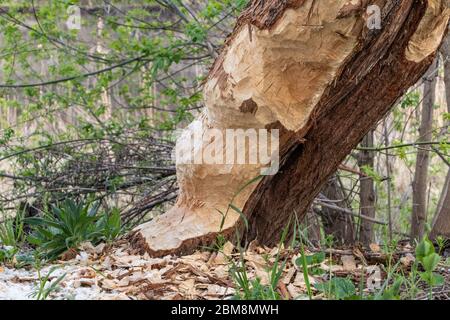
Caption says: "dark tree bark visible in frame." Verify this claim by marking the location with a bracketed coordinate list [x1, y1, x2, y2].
[431, 184, 450, 240]
[411, 59, 438, 241]
[357, 130, 377, 245]
[431, 37, 450, 240]
[244, 1, 448, 247]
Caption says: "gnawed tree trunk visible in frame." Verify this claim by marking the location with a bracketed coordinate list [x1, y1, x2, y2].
[431, 36, 450, 240]
[132, 0, 449, 256]
[357, 130, 377, 245]
[411, 59, 438, 241]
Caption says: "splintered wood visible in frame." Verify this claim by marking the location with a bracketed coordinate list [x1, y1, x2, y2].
[134, 0, 366, 257]
[133, 0, 449, 257]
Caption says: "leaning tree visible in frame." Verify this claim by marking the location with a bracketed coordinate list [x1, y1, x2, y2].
[132, 0, 449, 256]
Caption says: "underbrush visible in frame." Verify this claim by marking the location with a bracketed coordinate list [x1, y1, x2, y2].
[0, 199, 123, 264]
[221, 216, 449, 301]
[1, 198, 449, 301]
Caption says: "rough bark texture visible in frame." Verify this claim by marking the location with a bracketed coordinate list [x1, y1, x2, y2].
[244, 0, 449, 246]
[431, 36, 450, 240]
[411, 59, 438, 241]
[357, 130, 377, 245]
[431, 183, 450, 239]
[132, 0, 450, 256]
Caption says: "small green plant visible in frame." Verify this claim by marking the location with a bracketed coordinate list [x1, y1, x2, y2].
[26, 199, 122, 260]
[322, 234, 335, 249]
[297, 240, 313, 299]
[435, 236, 448, 255]
[415, 236, 444, 299]
[377, 276, 403, 300]
[0, 210, 25, 247]
[315, 277, 357, 300]
[207, 233, 227, 253]
[0, 246, 35, 268]
[95, 207, 122, 242]
[230, 216, 290, 300]
[295, 251, 326, 267]
[294, 219, 326, 299]
[403, 263, 421, 299]
[230, 247, 287, 300]
[31, 265, 66, 300]
[0, 245, 17, 264]
[371, 260, 404, 300]
[0, 210, 26, 265]
[229, 259, 282, 300]
[221, 176, 288, 300]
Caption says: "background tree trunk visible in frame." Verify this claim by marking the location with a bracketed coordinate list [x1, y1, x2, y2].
[133, 1, 449, 256]
[431, 37, 450, 240]
[411, 59, 438, 241]
[357, 130, 377, 245]
[431, 185, 450, 239]
[304, 210, 321, 247]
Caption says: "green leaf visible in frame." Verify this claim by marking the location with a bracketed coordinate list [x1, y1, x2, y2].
[422, 253, 441, 272]
[295, 252, 326, 266]
[315, 277, 356, 299]
[380, 277, 403, 300]
[431, 274, 445, 286]
[415, 238, 435, 261]
[420, 272, 444, 286]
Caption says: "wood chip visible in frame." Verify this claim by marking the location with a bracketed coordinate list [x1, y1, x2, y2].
[77, 268, 96, 279]
[100, 278, 117, 290]
[73, 278, 95, 288]
[341, 255, 357, 271]
[369, 243, 381, 253]
[278, 280, 290, 299]
[178, 279, 197, 298]
[79, 242, 96, 254]
[205, 284, 233, 296]
[60, 248, 78, 261]
[282, 267, 296, 284]
[287, 283, 303, 299]
[293, 271, 316, 287]
[400, 253, 415, 267]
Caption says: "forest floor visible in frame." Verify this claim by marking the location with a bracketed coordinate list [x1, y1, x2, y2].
[1, 238, 450, 300]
